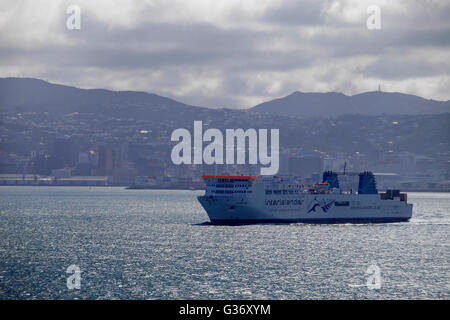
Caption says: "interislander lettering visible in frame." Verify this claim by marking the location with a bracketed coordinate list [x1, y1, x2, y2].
[265, 199, 304, 206]
[171, 121, 279, 175]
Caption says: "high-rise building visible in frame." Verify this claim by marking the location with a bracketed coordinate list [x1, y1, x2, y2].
[98, 145, 122, 175]
[50, 137, 75, 169]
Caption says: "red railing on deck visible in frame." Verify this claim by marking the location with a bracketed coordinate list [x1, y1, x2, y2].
[201, 175, 256, 179]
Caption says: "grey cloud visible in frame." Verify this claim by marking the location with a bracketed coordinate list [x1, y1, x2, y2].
[0, 0, 449, 107]
[261, 0, 326, 26]
[2, 12, 316, 72]
[362, 56, 450, 80]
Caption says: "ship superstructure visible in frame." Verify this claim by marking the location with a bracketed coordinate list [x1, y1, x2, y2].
[198, 171, 413, 224]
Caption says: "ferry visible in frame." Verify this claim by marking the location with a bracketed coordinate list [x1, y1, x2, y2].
[197, 171, 413, 224]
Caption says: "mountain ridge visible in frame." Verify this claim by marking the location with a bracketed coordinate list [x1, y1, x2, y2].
[251, 90, 449, 117]
[0, 77, 449, 117]
[0, 77, 196, 114]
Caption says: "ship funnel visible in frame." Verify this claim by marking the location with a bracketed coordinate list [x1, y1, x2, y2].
[358, 171, 378, 194]
[322, 171, 340, 189]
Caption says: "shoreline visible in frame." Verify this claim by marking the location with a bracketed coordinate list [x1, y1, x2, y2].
[0, 184, 448, 193]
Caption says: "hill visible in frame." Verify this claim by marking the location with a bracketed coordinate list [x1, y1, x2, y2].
[0, 77, 200, 120]
[251, 91, 450, 117]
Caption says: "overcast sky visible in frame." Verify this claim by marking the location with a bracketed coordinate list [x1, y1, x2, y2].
[0, 0, 449, 108]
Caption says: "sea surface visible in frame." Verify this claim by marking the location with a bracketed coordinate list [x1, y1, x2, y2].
[0, 187, 448, 300]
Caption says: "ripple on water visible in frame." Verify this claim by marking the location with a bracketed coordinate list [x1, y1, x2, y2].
[0, 187, 449, 299]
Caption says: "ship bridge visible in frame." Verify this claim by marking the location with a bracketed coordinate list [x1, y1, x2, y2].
[202, 175, 255, 197]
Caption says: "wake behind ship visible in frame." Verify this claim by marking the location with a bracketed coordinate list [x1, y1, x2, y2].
[197, 171, 412, 224]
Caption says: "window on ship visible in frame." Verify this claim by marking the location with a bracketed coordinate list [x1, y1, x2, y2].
[335, 201, 350, 206]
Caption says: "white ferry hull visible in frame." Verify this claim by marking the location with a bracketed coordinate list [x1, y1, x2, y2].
[198, 193, 412, 224]
[198, 173, 413, 224]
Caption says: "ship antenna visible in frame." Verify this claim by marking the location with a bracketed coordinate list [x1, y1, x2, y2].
[344, 162, 346, 175]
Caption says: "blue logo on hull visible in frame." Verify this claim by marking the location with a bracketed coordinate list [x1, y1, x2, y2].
[307, 197, 335, 213]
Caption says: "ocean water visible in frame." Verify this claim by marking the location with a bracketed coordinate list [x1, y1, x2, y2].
[0, 186, 448, 300]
